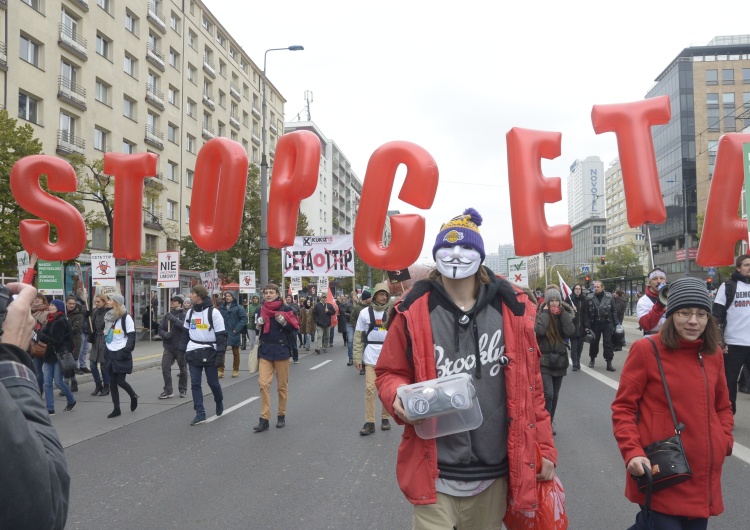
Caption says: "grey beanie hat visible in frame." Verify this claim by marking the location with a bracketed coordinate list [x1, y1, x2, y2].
[665, 276, 712, 318]
[544, 288, 562, 302]
[109, 294, 125, 306]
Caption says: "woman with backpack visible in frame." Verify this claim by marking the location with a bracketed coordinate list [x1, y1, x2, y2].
[104, 294, 138, 418]
[89, 294, 111, 396]
[38, 299, 77, 415]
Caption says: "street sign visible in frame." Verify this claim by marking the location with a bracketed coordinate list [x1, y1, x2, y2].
[707, 267, 717, 276]
[581, 266, 590, 274]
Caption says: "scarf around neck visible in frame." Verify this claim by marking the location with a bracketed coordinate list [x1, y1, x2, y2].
[260, 299, 298, 333]
[104, 308, 127, 334]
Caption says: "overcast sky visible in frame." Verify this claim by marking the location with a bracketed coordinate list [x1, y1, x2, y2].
[208, 0, 748, 263]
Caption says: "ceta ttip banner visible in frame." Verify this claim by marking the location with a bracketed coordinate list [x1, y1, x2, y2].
[9, 99, 750, 269]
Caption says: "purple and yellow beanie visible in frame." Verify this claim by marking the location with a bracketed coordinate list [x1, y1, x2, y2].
[432, 208, 485, 262]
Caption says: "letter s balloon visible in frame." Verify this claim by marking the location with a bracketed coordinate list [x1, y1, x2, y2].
[10, 155, 87, 261]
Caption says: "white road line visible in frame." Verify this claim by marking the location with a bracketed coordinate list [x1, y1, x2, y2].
[205, 396, 259, 423]
[575, 356, 750, 465]
[310, 360, 332, 370]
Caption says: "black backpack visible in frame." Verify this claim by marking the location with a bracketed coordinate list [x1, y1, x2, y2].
[363, 306, 385, 347]
[717, 280, 737, 330]
[186, 307, 214, 331]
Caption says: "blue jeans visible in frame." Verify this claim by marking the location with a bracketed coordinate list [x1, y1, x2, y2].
[329, 326, 335, 346]
[90, 360, 110, 387]
[346, 323, 354, 361]
[78, 333, 90, 368]
[32, 357, 44, 393]
[44, 362, 75, 411]
[188, 363, 223, 417]
[303, 333, 311, 349]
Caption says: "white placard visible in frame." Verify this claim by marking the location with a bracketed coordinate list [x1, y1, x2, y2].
[506, 257, 529, 288]
[157, 251, 180, 288]
[282, 235, 354, 278]
[91, 253, 117, 287]
[17, 251, 30, 282]
[239, 270, 257, 294]
[200, 269, 221, 295]
[317, 276, 329, 294]
[290, 277, 302, 294]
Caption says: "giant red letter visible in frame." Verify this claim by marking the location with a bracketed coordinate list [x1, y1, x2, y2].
[268, 130, 321, 248]
[10, 155, 87, 261]
[105, 153, 158, 260]
[696, 133, 750, 266]
[591, 96, 671, 226]
[354, 142, 438, 271]
[189, 138, 249, 251]
[506, 128, 572, 256]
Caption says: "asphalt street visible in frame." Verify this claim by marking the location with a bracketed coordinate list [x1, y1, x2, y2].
[54, 321, 750, 529]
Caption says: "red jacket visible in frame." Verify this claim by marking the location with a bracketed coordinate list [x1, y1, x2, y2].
[375, 278, 557, 510]
[611, 335, 734, 517]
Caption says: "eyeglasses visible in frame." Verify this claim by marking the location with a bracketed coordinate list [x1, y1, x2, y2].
[674, 309, 710, 320]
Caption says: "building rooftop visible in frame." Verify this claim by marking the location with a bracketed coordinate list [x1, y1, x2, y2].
[654, 34, 750, 83]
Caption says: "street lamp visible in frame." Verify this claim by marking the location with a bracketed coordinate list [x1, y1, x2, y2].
[260, 45, 304, 289]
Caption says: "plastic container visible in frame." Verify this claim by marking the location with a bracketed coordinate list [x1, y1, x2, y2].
[397, 373, 483, 439]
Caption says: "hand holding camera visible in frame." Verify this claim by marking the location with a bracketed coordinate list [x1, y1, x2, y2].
[0, 283, 37, 350]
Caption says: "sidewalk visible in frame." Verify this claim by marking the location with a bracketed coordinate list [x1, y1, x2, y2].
[76, 338, 170, 385]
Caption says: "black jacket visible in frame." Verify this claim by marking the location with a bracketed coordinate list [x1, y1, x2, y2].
[39, 314, 74, 364]
[104, 314, 136, 374]
[569, 293, 586, 337]
[158, 307, 187, 352]
[583, 291, 616, 328]
[0, 346, 69, 529]
[535, 303, 575, 375]
[313, 301, 335, 328]
[255, 301, 296, 361]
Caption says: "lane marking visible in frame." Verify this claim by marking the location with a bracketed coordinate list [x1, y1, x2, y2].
[310, 360, 332, 370]
[206, 396, 259, 423]
[575, 356, 750, 465]
[133, 354, 161, 362]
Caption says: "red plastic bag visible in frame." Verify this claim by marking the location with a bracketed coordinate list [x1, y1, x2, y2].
[504, 474, 568, 530]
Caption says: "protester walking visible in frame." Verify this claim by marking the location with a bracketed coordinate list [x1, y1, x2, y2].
[39, 299, 77, 415]
[299, 298, 315, 351]
[569, 284, 586, 371]
[64, 297, 82, 393]
[313, 296, 335, 354]
[218, 290, 248, 378]
[157, 295, 188, 398]
[88, 294, 110, 396]
[103, 294, 138, 418]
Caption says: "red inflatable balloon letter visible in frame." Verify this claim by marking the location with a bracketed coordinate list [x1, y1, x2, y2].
[696, 133, 750, 267]
[591, 96, 671, 226]
[10, 155, 86, 261]
[268, 131, 321, 248]
[354, 142, 438, 270]
[506, 128, 572, 256]
[189, 138, 249, 251]
[105, 153, 158, 260]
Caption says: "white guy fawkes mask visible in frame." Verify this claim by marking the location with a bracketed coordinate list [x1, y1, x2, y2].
[435, 245, 482, 280]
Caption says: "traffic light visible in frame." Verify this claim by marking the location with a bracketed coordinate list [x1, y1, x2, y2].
[585, 276, 591, 289]
[706, 278, 713, 290]
[600, 256, 606, 265]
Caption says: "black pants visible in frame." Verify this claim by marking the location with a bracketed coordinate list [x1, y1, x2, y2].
[724, 344, 750, 414]
[588, 321, 614, 361]
[541, 373, 563, 421]
[569, 336, 584, 368]
[109, 371, 136, 409]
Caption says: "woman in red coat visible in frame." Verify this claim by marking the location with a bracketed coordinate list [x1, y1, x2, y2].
[612, 277, 733, 529]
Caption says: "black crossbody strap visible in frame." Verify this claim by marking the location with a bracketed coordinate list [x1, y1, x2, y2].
[646, 338, 683, 434]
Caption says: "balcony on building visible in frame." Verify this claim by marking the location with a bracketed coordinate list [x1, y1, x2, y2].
[56, 130, 85, 156]
[229, 83, 241, 101]
[203, 55, 215, 78]
[229, 113, 240, 130]
[0, 41, 7, 71]
[145, 84, 165, 110]
[144, 125, 164, 149]
[72, 0, 88, 11]
[201, 124, 214, 140]
[146, 43, 165, 71]
[251, 132, 260, 145]
[57, 76, 87, 110]
[58, 23, 88, 61]
[202, 90, 215, 110]
[145, 171, 164, 187]
[147, 1, 166, 33]
[251, 106, 261, 119]
[269, 122, 278, 135]
[143, 211, 163, 229]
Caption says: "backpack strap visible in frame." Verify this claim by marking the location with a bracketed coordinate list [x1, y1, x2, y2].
[364, 305, 385, 346]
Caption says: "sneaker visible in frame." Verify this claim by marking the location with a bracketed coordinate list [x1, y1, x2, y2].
[48, 409, 55, 416]
[359, 422, 375, 436]
[232, 370, 239, 378]
[190, 414, 207, 426]
[158, 391, 174, 399]
[292, 360, 299, 364]
[381, 419, 391, 431]
[64, 402, 77, 412]
[179, 390, 187, 398]
[216, 401, 224, 416]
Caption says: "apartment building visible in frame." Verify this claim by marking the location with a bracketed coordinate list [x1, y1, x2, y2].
[3, 0, 285, 255]
[283, 120, 362, 238]
[604, 158, 649, 272]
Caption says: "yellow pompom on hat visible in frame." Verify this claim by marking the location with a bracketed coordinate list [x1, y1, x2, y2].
[432, 208, 485, 261]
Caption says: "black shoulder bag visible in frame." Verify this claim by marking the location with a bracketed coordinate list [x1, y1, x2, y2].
[634, 338, 693, 493]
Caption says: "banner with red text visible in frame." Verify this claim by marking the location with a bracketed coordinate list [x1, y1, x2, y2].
[282, 235, 354, 278]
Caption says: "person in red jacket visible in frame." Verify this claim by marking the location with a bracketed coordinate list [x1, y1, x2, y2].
[612, 276, 733, 529]
[376, 208, 556, 529]
[636, 268, 667, 335]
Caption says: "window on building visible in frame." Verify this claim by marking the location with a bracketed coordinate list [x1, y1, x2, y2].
[91, 227, 107, 249]
[186, 134, 196, 153]
[723, 93, 736, 131]
[229, 47, 237, 61]
[94, 126, 109, 151]
[167, 238, 179, 251]
[707, 93, 720, 131]
[216, 32, 226, 47]
[186, 98, 196, 118]
[243, 84, 249, 100]
[59, 111, 77, 141]
[706, 69, 718, 85]
[145, 235, 158, 253]
[124, 53, 137, 77]
[97, 0, 111, 14]
[722, 69, 735, 85]
[219, 60, 226, 77]
[123, 95, 136, 120]
[242, 111, 249, 127]
[20, 35, 41, 67]
[185, 205, 190, 223]
[231, 131, 238, 142]
[125, 10, 138, 34]
[167, 123, 178, 144]
[202, 15, 213, 33]
[217, 121, 225, 137]
[122, 140, 135, 154]
[218, 90, 226, 108]
[186, 169, 194, 188]
[95, 79, 110, 105]
[188, 30, 196, 49]
[96, 33, 111, 60]
[169, 48, 179, 69]
[21, 0, 42, 11]
[170, 12, 180, 33]
[187, 63, 196, 83]
[18, 92, 40, 124]
[708, 140, 718, 178]
[167, 200, 177, 220]
[743, 68, 750, 85]
[168, 85, 179, 107]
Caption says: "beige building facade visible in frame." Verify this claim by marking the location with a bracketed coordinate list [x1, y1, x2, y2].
[604, 158, 649, 272]
[2, 0, 286, 255]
